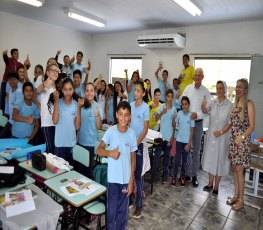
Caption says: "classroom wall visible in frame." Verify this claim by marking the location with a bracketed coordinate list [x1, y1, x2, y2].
[92, 20, 263, 91]
[0, 11, 93, 81]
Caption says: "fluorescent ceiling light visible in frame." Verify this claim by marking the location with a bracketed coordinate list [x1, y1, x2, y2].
[173, 0, 202, 16]
[17, 0, 44, 7]
[67, 9, 105, 28]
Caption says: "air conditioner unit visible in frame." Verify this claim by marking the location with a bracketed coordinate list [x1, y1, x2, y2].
[137, 33, 185, 49]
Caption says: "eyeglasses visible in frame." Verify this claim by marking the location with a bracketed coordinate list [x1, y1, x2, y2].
[49, 69, 59, 74]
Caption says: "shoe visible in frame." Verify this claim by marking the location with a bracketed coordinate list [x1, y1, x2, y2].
[162, 176, 168, 184]
[129, 203, 134, 209]
[133, 207, 142, 218]
[171, 178, 176, 187]
[185, 176, 191, 181]
[179, 177, 186, 187]
[226, 196, 238, 206]
[232, 199, 244, 211]
[212, 189, 218, 196]
[203, 185, 213, 192]
[192, 177, 199, 187]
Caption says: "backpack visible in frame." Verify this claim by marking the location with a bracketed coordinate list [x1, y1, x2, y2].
[93, 163, 108, 188]
[0, 159, 26, 188]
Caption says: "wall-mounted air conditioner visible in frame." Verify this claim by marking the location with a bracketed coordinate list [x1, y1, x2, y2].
[137, 33, 185, 49]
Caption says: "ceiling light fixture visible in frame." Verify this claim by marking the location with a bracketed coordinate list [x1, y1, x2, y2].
[66, 9, 105, 28]
[173, 0, 202, 16]
[17, 0, 44, 7]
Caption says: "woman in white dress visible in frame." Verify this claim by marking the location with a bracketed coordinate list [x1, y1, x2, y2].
[201, 81, 232, 195]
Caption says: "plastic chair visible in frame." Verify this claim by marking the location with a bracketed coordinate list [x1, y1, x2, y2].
[83, 200, 106, 230]
[0, 109, 3, 116]
[73, 145, 90, 167]
[0, 115, 8, 127]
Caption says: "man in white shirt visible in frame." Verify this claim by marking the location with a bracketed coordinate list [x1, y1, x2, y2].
[176, 68, 211, 187]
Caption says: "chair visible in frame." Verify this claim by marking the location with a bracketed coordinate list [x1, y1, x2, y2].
[0, 109, 3, 116]
[73, 145, 90, 167]
[83, 199, 106, 229]
[0, 115, 8, 127]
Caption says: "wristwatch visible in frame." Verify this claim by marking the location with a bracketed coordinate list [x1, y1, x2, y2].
[241, 135, 245, 140]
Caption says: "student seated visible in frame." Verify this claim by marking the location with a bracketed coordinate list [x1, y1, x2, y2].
[12, 82, 40, 144]
[97, 101, 137, 230]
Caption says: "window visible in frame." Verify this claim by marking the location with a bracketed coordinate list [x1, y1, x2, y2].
[109, 57, 142, 91]
[194, 57, 251, 102]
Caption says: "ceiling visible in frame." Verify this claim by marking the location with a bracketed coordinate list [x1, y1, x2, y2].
[1, 0, 263, 34]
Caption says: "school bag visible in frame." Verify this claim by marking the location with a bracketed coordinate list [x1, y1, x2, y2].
[93, 163, 108, 188]
[0, 159, 26, 188]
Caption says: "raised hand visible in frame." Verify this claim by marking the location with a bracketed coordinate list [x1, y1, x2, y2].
[3, 49, 8, 55]
[57, 50, 62, 55]
[78, 98, 84, 107]
[110, 146, 120, 160]
[24, 54, 31, 66]
[44, 79, 53, 88]
[53, 90, 60, 102]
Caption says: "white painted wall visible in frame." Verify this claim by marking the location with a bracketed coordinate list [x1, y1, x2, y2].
[92, 20, 263, 91]
[0, 11, 93, 81]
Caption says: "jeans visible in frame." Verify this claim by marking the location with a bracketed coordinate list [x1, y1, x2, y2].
[153, 140, 171, 179]
[42, 126, 55, 154]
[54, 146, 74, 166]
[107, 183, 129, 230]
[186, 120, 203, 177]
[173, 141, 189, 179]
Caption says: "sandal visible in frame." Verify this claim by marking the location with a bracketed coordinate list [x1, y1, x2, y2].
[232, 199, 244, 211]
[226, 196, 238, 205]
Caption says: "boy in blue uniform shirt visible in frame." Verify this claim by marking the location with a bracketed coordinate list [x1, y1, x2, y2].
[12, 82, 40, 144]
[97, 101, 137, 230]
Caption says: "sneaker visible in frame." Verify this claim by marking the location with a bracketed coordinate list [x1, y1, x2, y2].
[129, 203, 134, 209]
[180, 177, 186, 187]
[203, 185, 213, 192]
[171, 178, 176, 187]
[192, 177, 199, 187]
[212, 189, 218, 196]
[185, 176, 191, 181]
[133, 207, 142, 218]
[162, 176, 168, 184]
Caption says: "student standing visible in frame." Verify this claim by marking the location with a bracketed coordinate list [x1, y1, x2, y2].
[130, 82, 149, 218]
[171, 96, 195, 187]
[52, 78, 83, 165]
[148, 88, 161, 131]
[78, 83, 103, 175]
[97, 101, 137, 230]
[97, 79, 107, 120]
[105, 84, 115, 124]
[154, 89, 177, 183]
[12, 82, 40, 144]
[113, 81, 127, 124]
[126, 70, 140, 103]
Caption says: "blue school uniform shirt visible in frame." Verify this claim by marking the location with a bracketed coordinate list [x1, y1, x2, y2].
[176, 110, 195, 143]
[12, 99, 40, 138]
[107, 97, 114, 123]
[158, 79, 171, 102]
[172, 88, 181, 110]
[130, 101, 149, 139]
[9, 87, 23, 124]
[128, 80, 136, 103]
[55, 98, 78, 147]
[75, 83, 85, 98]
[102, 125, 137, 184]
[71, 63, 85, 83]
[158, 104, 177, 141]
[78, 102, 103, 147]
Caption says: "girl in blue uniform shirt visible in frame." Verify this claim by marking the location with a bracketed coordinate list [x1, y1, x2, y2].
[105, 84, 114, 124]
[126, 70, 140, 103]
[52, 78, 83, 165]
[78, 83, 103, 176]
[154, 89, 177, 183]
[130, 81, 149, 219]
[171, 96, 195, 187]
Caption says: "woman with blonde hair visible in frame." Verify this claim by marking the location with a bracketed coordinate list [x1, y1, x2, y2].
[227, 78, 255, 211]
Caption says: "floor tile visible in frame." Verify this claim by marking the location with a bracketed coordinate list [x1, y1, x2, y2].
[194, 207, 227, 230]
[170, 199, 201, 219]
[203, 198, 231, 217]
[223, 218, 256, 230]
[187, 220, 209, 230]
[183, 189, 209, 207]
[127, 213, 156, 230]
[141, 199, 168, 221]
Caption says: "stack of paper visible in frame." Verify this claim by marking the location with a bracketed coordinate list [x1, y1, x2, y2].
[146, 129, 162, 141]
[1, 189, 36, 217]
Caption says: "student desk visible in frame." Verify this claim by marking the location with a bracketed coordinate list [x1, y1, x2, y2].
[19, 160, 73, 181]
[0, 184, 63, 230]
[0, 175, 35, 196]
[44, 170, 106, 229]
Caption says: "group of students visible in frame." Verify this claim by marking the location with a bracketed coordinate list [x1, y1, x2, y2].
[2, 49, 249, 230]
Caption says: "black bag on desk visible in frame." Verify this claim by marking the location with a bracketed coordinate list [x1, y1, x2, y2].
[0, 159, 26, 188]
[32, 152, 46, 171]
